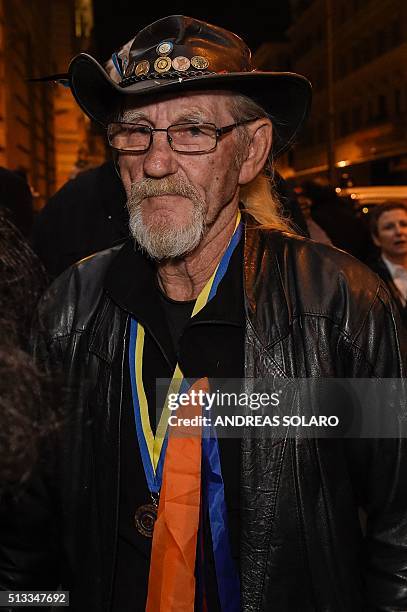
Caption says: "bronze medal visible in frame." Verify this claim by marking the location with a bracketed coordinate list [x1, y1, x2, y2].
[172, 56, 191, 72]
[154, 56, 172, 73]
[124, 59, 136, 78]
[134, 503, 158, 537]
[135, 60, 150, 77]
[191, 55, 209, 70]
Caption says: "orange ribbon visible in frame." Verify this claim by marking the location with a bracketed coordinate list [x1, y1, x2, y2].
[146, 377, 209, 612]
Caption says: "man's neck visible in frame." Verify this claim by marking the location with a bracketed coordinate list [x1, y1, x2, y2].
[157, 205, 239, 301]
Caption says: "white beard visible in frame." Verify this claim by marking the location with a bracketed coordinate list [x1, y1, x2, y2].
[127, 178, 206, 260]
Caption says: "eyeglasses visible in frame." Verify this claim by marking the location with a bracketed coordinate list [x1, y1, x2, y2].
[106, 119, 257, 154]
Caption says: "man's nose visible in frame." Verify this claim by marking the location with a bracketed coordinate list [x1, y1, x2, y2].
[143, 131, 178, 178]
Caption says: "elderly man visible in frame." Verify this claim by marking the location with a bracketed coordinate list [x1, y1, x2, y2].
[0, 15, 406, 612]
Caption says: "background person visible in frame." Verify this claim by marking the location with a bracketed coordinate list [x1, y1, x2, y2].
[0, 167, 33, 238]
[31, 159, 128, 279]
[369, 201, 407, 326]
[298, 180, 370, 261]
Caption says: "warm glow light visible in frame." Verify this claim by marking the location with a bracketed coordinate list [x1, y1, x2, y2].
[335, 187, 342, 193]
[350, 193, 357, 199]
[75, 0, 93, 39]
[362, 207, 369, 214]
[337, 160, 350, 168]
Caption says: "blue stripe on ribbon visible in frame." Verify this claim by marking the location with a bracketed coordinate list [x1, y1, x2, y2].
[129, 318, 163, 494]
[203, 220, 242, 609]
[209, 222, 243, 300]
[202, 429, 240, 611]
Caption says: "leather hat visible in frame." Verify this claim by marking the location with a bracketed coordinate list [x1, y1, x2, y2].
[69, 15, 312, 156]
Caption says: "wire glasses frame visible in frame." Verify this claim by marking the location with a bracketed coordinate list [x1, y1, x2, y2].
[106, 119, 257, 154]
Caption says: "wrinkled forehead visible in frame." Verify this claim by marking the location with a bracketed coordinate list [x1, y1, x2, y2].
[120, 90, 237, 123]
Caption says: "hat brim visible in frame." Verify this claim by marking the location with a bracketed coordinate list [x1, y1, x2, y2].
[69, 53, 312, 157]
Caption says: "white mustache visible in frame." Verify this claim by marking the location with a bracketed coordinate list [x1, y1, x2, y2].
[128, 177, 202, 208]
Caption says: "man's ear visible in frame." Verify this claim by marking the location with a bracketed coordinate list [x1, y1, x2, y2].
[238, 119, 273, 185]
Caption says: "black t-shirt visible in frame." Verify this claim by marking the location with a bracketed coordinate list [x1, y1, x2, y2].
[112, 238, 244, 611]
[158, 289, 195, 351]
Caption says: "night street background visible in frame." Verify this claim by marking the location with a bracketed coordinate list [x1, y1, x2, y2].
[1, 1, 405, 205]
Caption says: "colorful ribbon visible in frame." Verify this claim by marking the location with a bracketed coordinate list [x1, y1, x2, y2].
[129, 212, 242, 610]
[146, 377, 208, 612]
[111, 52, 123, 77]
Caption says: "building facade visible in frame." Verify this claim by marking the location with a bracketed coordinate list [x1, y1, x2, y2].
[0, 0, 104, 210]
[256, 0, 407, 186]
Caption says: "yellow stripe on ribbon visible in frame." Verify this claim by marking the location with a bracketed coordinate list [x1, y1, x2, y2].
[134, 210, 241, 476]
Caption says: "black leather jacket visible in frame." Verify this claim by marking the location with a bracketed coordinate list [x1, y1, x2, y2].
[1, 228, 406, 612]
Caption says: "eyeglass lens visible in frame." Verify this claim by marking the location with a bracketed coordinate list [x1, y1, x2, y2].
[107, 122, 218, 152]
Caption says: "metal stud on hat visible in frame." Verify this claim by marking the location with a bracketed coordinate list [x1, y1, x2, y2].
[154, 56, 172, 73]
[190, 56, 209, 70]
[172, 56, 191, 72]
[156, 41, 173, 56]
[135, 60, 150, 76]
[124, 59, 136, 78]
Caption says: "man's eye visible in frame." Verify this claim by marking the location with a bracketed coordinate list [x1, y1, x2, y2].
[132, 125, 151, 134]
[186, 125, 204, 137]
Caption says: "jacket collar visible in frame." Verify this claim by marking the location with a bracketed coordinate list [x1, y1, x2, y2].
[93, 224, 293, 364]
[104, 239, 176, 366]
[104, 236, 244, 321]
